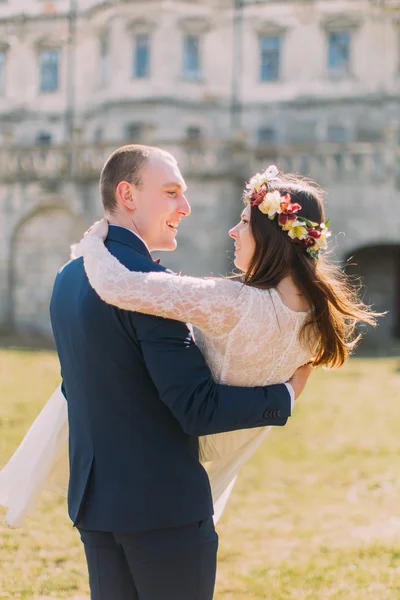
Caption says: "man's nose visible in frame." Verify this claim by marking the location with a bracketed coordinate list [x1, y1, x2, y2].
[178, 194, 191, 217]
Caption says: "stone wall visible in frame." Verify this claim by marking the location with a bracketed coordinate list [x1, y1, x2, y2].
[11, 206, 83, 334]
[0, 140, 399, 345]
[0, 0, 399, 345]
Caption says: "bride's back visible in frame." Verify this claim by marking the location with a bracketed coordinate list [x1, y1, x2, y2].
[195, 284, 315, 388]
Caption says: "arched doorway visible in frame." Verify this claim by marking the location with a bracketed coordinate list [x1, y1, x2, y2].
[345, 245, 400, 347]
[10, 206, 83, 336]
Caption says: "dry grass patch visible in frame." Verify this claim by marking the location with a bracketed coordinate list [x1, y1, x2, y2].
[0, 349, 399, 598]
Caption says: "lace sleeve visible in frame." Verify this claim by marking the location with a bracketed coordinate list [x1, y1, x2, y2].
[76, 235, 247, 336]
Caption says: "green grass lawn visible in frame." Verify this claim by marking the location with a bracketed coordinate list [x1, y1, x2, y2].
[0, 348, 400, 599]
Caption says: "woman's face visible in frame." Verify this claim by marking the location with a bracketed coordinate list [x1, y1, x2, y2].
[229, 205, 256, 272]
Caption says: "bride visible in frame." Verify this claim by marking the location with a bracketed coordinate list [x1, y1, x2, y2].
[0, 166, 375, 528]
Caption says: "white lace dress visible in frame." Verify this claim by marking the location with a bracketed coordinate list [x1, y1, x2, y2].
[0, 235, 314, 528]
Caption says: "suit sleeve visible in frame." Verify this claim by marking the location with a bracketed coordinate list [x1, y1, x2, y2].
[134, 313, 291, 436]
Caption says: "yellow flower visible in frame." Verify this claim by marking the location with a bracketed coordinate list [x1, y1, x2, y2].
[281, 218, 296, 231]
[258, 191, 282, 218]
[287, 221, 308, 240]
[258, 200, 269, 214]
[247, 172, 265, 193]
[314, 229, 331, 250]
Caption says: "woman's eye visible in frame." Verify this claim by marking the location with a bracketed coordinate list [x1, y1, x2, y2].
[241, 219, 248, 224]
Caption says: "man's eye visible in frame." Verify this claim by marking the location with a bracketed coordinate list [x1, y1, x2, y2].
[167, 190, 177, 197]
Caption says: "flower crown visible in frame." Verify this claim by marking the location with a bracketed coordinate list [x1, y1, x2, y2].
[243, 165, 331, 260]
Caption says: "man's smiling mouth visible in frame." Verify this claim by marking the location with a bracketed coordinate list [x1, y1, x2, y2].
[167, 221, 180, 230]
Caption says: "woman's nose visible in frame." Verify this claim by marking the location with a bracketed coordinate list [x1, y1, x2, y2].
[229, 225, 238, 239]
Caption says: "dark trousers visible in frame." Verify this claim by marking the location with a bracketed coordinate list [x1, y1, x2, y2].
[78, 517, 218, 600]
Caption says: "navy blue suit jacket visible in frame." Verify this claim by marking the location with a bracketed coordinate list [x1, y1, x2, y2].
[50, 226, 291, 532]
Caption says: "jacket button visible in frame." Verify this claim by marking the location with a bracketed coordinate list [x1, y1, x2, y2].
[276, 410, 281, 417]
[263, 410, 271, 419]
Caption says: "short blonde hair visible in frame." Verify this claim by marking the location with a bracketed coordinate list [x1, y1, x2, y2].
[100, 144, 176, 213]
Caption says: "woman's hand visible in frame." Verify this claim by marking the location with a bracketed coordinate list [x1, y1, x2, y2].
[70, 218, 109, 259]
[84, 218, 109, 241]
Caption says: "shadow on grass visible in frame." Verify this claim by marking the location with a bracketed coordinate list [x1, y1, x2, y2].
[0, 330, 56, 353]
[353, 338, 400, 360]
[1, 330, 400, 359]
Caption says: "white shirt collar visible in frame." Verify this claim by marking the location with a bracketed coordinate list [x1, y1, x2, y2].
[108, 224, 151, 254]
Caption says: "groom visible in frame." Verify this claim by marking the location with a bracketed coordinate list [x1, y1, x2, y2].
[50, 145, 311, 600]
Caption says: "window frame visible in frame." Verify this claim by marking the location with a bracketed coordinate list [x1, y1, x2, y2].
[257, 126, 277, 145]
[0, 49, 6, 96]
[183, 34, 201, 81]
[327, 30, 351, 77]
[133, 32, 150, 79]
[99, 36, 109, 87]
[327, 124, 348, 144]
[124, 122, 143, 141]
[39, 47, 61, 94]
[259, 35, 282, 83]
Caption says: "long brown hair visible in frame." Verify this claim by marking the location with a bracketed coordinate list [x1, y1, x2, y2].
[243, 173, 378, 368]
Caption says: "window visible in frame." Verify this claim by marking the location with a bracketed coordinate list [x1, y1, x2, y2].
[257, 127, 277, 144]
[94, 127, 103, 143]
[36, 132, 52, 145]
[36, 132, 52, 159]
[183, 35, 200, 80]
[399, 29, 400, 74]
[327, 125, 347, 143]
[39, 49, 60, 93]
[355, 127, 382, 143]
[0, 50, 5, 94]
[99, 37, 109, 86]
[186, 126, 202, 141]
[125, 122, 143, 141]
[133, 34, 150, 78]
[328, 32, 350, 75]
[286, 121, 316, 144]
[259, 36, 281, 82]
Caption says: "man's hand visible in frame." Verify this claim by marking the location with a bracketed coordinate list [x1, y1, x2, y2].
[289, 363, 313, 400]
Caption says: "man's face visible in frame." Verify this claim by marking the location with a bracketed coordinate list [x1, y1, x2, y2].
[132, 154, 190, 251]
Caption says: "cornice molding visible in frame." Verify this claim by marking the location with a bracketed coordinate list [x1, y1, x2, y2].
[126, 17, 157, 34]
[321, 13, 363, 32]
[177, 16, 211, 35]
[252, 19, 289, 36]
[34, 35, 64, 49]
[94, 23, 111, 39]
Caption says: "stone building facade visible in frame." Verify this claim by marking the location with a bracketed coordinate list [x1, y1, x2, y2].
[0, 0, 399, 347]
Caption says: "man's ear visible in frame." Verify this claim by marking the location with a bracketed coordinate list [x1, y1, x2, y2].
[116, 181, 136, 211]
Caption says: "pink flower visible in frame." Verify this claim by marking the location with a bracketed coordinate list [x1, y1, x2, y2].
[249, 184, 267, 206]
[307, 228, 322, 240]
[278, 213, 297, 226]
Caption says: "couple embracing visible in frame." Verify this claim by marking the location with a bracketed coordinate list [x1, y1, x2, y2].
[0, 144, 375, 599]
